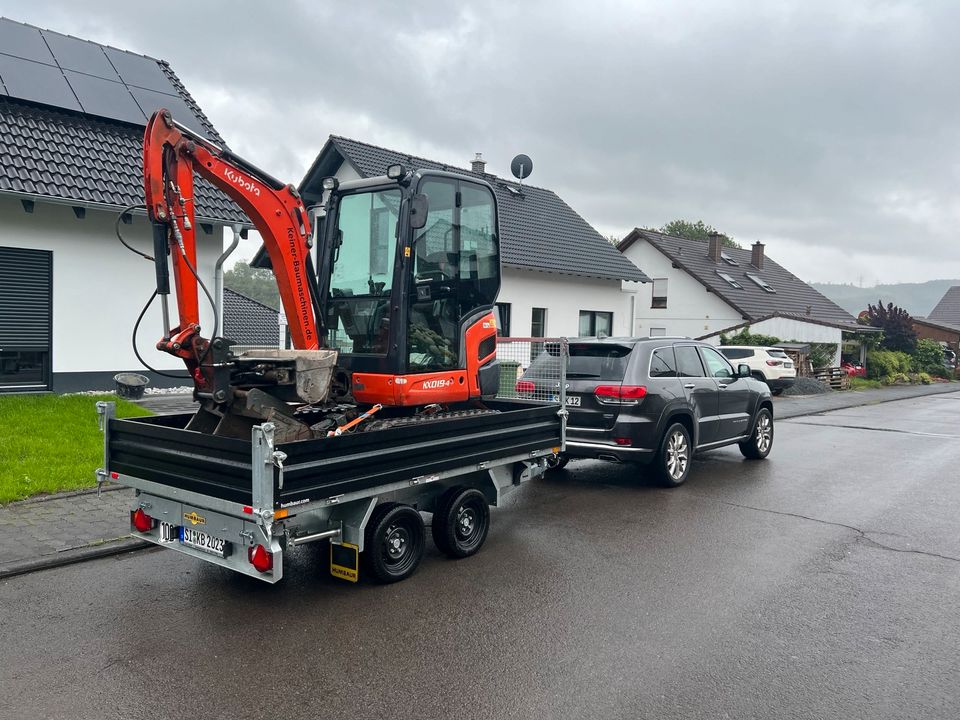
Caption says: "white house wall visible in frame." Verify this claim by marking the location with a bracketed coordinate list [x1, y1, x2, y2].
[620, 238, 742, 338]
[498, 267, 634, 337]
[0, 196, 221, 386]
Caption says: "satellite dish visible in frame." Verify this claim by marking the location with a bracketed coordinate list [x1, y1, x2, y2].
[510, 154, 533, 181]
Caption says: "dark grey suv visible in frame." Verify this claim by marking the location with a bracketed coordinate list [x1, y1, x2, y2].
[518, 337, 774, 486]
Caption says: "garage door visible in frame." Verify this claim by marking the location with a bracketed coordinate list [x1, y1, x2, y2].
[0, 246, 52, 390]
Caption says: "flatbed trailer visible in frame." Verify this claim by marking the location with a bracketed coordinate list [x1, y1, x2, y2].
[97, 400, 565, 584]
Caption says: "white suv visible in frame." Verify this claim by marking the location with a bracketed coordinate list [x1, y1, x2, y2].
[717, 346, 796, 395]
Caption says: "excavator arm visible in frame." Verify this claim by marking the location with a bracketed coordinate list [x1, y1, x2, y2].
[143, 109, 321, 379]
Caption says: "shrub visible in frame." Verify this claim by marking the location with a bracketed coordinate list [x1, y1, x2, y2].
[866, 349, 913, 380]
[911, 339, 945, 374]
[719, 329, 782, 347]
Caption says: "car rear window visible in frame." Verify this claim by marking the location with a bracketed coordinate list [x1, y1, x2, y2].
[720, 348, 753, 359]
[767, 349, 789, 359]
[523, 343, 632, 381]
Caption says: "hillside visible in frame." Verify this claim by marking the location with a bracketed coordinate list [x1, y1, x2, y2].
[812, 279, 960, 317]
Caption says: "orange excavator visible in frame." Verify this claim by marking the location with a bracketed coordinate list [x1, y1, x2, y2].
[141, 110, 501, 439]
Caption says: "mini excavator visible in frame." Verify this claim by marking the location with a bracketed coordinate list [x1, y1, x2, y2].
[141, 110, 501, 440]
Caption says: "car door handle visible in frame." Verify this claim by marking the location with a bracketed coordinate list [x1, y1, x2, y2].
[718, 383, 729, 389]
[684, 383, 696, 389]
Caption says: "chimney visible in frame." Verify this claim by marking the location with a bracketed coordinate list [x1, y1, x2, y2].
[751, 241, 765, 270]
[471, 152, 486, 174]
[707, 232, 722, 262]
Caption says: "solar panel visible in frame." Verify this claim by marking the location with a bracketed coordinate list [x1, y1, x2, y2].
[0, 55, 81, 111]
[0, 18, 214, 139]
[104, 47, 176, 93]
[43, 32, 119, 79]
[0, 20, 55, 64]
[66, 70, 146, 125]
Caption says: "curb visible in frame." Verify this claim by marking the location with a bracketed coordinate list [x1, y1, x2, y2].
[1, 483, 127, 509]
[0, 537, 152, 580]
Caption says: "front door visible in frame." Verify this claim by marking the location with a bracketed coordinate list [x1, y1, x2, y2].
[699, 345, 752, 440]
[674, 344, 719, 446]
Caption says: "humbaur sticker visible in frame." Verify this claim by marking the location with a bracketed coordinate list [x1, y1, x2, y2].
[183, 511, 205, 526]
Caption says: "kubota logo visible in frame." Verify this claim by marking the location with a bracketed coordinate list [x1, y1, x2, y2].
[223, 168, 260, 197]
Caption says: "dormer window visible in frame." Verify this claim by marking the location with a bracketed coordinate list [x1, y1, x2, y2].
[720, 251, 738, 266]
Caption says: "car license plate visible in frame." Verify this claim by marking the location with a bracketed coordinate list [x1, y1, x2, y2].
[552, 395, 581, 406]
[180, 526, 229, 557]
[784, 362, 793, 369]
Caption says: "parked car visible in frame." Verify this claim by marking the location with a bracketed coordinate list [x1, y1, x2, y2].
[517, 337, 774, 487]
[717, 346, 796, 395]
[841, 361, 866, 377]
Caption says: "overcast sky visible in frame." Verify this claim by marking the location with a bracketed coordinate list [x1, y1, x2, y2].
[7, 0, 960, 285]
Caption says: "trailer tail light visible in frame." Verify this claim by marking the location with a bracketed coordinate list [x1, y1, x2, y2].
[248, 545, 273, 574]
[131, 508, 155, 533]
[515, 380, 536, 394]
[594, 385, 647, 404]
[766, 359, 782, 366]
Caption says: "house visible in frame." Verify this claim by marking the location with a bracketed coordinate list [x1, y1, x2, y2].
[911, 317, 960, 354]
[0, 18, 245, 392]
[293, 137, 648, 339]
[618, 229, 863, 364]
[222, 288, 281, 349]
[928, 286, 960, 327]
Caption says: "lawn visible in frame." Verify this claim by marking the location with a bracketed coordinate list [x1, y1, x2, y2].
[0, 394, 152, 504]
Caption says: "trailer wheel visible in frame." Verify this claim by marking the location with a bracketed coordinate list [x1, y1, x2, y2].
[432, 487, 490, 558]
[363, 503, 426, 583]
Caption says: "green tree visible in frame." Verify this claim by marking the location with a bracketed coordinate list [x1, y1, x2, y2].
[661, 219, 741, 249]
[223, 261, 280, 310]
[859, 300, 917, 354]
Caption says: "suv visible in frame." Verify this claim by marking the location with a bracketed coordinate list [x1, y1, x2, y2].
[517, 337, 774, 487]
[717, 346, 796, 395]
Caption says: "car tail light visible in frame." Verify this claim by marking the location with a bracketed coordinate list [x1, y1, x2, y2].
[131, 508, 155, 533]
[515, 380, 535, 394]
[766, 360, 782, 366]
[595, 385, 647, 403]
[248, 545, 273, 574]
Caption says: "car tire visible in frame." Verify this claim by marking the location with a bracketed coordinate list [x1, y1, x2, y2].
[751, 371, 766, 382]
[654, 422, 692, 488]
[363, 503, 426, 583]
[432, 487, 490, 558]
[546, 453, 569, 471]
[739, 408, 774, 459]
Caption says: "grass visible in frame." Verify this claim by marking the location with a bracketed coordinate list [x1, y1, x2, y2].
[0, 394, 152, 504]
[849, 377, 884, 390]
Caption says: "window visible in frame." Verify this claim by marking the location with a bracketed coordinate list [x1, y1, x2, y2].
[651, 278, 668, 309]
[579, 310, 612, 337]
[495, 303, 511, 336]
[720, 347, 753, 359]
[716, 271, 743, 289]
[700, 346, 734, 378]
[649, 327, 667, 337]
[746, 273, 776, 293]
[531, 307, 547, 338]
[327, 188, 402, 354]
[675, 345, 706, 377]
[720, 251, 739, 266]
[649, 348, 678, 378]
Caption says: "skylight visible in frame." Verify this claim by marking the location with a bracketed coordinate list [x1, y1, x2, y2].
[506, 186, 523, 197]
[746, 273, 776, 293]
[716, 271, 743, 289]
[720, 251, 738, 266]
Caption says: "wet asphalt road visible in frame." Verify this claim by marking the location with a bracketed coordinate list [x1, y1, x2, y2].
[2, 393, 959, 720]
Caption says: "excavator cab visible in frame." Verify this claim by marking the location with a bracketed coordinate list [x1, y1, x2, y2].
[316, 167, 502, 406]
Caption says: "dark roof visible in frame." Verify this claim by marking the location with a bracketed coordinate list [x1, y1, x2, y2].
[928, 286, 960, 325]
[222, 288, 280, 347]
[620, 228, 859, 330]
[0, 18, 245, 224]
[913, 315, 960, 335]
[299, 136, 648, 283]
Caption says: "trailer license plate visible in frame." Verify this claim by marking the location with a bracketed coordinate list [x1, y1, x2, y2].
[180, 527, 229, 557]
[552, 395, 581, 406]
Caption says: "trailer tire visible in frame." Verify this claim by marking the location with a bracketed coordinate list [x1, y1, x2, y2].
[432, 487, 490, 558]
[363, 503, 426, 583]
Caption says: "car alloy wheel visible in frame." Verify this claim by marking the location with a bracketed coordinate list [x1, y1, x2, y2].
[665, 429, 689, 481]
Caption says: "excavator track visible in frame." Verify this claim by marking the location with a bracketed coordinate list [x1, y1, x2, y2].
[360, 408, 500, 433]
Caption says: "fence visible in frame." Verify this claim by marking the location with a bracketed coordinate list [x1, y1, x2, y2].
[496, 336, 567, 404]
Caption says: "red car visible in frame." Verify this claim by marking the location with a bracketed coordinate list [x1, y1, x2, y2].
[842, 362, 866, 377]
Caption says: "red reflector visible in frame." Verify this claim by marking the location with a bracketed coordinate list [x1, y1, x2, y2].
[132, 508, 154, 533]
[613, 437, 633, 446]
[594, 385, 647, 399]
[515, 380, 535, 393]
[242, 505, 253, 514]
[110, 471, 119, 480]
[248, 545, 273, 573]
